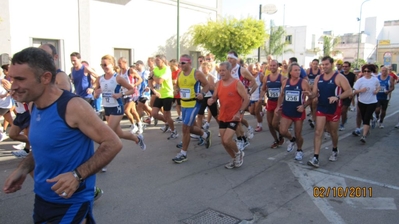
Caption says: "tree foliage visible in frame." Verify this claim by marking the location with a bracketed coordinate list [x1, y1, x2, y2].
[263, 26, 292, 57]
[323, 35, 341, 56]
[191, 17, 267, 61]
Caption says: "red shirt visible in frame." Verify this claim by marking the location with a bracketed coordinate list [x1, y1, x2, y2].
[217, 79, 242, 122]
[389, 72, 398, 81]
[172, 69, 181, 98]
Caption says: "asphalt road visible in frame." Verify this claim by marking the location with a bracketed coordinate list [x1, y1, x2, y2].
[1, 91, 399, 224]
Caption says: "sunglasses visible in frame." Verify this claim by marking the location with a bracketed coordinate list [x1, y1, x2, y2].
[363, 70, 371, 73]
[100, 64, 108, 67]
[179, 62, 187, 65]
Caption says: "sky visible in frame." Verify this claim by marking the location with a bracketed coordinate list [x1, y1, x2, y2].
[221, 0, 397, 35]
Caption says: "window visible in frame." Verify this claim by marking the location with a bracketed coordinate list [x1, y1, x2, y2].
[32, 38, 62, 69]
[285, 35, 293, 44]
[114, 48, 133, 66]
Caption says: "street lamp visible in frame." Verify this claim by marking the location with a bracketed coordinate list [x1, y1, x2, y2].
[356, 0, 370, 68]
[258, 4, 277, 62]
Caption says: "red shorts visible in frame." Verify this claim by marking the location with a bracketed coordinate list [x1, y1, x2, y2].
[316, 106, 341, 122]
[281, 111, 305, 121]
[266, 100, 278, 112]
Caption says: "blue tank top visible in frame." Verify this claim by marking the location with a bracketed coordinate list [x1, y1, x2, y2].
[266, 74, 282, 101]
[30, 90, 95, 204]
[282, 79, 304, 118]
[377, 75, 390, 100]
[317, 72, 341, 114]
[308, 69, 320, 85]
[72, 65, 93, 99]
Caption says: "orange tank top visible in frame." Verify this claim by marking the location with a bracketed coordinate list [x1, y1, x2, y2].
[218, 79, 242, 122]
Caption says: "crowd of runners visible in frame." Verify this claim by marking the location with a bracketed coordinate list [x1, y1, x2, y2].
[1, 47, 399, 168]
[2, 45, 399, 223]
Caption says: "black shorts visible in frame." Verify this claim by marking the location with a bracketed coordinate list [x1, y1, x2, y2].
[377, 99, 389, 111]
[198, 97, 218, 117]
[342, 98, 352, 107]
[153, 97, 173, 111]
[104, 106, 124, 116]
[0, 108, 10, 116]
[173, 98, 181, 106]
[13, 111, 30, 129]
[33, 195, 95, 224]
[138, 97, 148, 104]
[219, 121, 239, 131]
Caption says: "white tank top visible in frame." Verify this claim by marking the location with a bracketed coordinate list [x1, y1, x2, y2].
[231, 64, 240, 80]
[0, 79, 12, 109]
[100, 74, 122, 107]
[250, 74, 262, 101]
[15, 102, 29, 114]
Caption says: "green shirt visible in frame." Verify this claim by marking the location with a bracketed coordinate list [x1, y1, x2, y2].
[153, 66, 173, 98]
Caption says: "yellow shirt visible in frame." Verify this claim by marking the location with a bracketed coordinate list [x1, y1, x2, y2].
[178, 68, 199, 108]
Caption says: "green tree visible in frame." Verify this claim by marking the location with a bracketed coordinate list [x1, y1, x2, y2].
[322, 35, 341, 56]
[263, 26, 292, 57]
[191, 17, 267, 61]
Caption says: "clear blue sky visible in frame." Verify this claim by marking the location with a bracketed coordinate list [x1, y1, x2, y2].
[221, 0, 397, 35]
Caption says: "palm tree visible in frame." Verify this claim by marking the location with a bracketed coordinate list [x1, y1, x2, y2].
[263, 26, 293, 58]
[322, 35, 341, 57]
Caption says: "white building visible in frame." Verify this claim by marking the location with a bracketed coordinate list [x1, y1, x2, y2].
[0, 0, 221, 72]
[281, 25, 324, 68]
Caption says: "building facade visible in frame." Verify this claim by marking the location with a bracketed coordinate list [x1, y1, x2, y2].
[0, 0, 221, 72]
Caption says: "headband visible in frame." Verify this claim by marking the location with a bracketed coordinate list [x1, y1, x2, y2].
[227, 54, 238, 60]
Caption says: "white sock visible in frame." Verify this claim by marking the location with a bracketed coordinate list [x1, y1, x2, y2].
[257, 123, 262, 127]
[180, 150, 187, 156]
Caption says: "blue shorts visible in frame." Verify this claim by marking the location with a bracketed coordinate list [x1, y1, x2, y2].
[181, 104, 200, 126]
[104, 105, 124, 116]
[13, 111, 31, 129]
[33, 195, 95, 224]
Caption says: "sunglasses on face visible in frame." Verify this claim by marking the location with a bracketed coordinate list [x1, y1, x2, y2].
[363, 70, 371, 73]
[179, 62, 187, 65]
[100, 64, 108, 67]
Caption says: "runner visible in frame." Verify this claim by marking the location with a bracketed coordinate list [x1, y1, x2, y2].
[207, 62, 249, 169]
[305, 56, 352, 167]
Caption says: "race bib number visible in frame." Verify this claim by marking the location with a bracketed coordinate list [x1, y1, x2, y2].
[268, 88, 280, 98]
[379, 85, 386, 92]
[103, 92, 114, 103]
[285, 90, 300, 102]
[180, 88, 191, 99]
[309, 79, 314, 86]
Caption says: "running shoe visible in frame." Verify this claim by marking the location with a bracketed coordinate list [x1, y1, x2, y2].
[205, 131, 211, 149]
[130, 125, 138, 134]
[271, 141, 279, 149]
[137, 134, 146, 150]
[295, 151, 303, 161]
[160, 124, 169, 133]
[287, 141, 296, 152]
[234, 151, 244, 168]
[360, 136, 366, 143]
[329, 150, 339, 162]
[167, 130, 178, 140]
[94, 187, 104, 201]
[225, 159, 235, 169]
[11, 150, 29, 158]
[247, 126, 254, 140]
[339, 124, 345, 131]
[307, 157, 319, 168]
[172, 152, 187, 164]
[371, 117, 377, 129]
[352, 129, 361, 136]
[255, 126, 263, 132]
[13, 143, 26, 150]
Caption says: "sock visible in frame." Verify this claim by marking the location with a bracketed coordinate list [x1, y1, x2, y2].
[297, 149, 303, 152]
[138, 121, 142, 126]
[314, 154, 319, 159]
[290, 137, 296, 142]
[202, 132, 208, 139]
[257, 123, 262, 127]
[332, 147, 338, 152]
[23, 148, 30, 153]
[180, 150, 187, 156]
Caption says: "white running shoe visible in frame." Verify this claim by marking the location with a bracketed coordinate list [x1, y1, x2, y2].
[247, 126, 254, 140]
[287, 141, 296, 152]
[138, 123, 144, 134]
[395, 123, 399, 129]
[0, 133, 7, 142]
[130, 125, 138, 134]
[13, 143, 26, 150]
[12, 150, 29, 158]
[236, 140, 244, 151]
[137, 134, 146, 150]
[295, 151, 303, 161]
[378, 123, 384, 129]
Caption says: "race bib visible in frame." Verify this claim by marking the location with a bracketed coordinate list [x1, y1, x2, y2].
[309, 79, 314, 86]
[102, 92, 115, 104]
[379, 85, 386, 92]
[285, 90, 300, 102]
[268, 88, 280, 98]
[180, 88, 191, 99]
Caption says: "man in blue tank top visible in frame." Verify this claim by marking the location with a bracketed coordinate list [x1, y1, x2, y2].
[4, 47, 122, 223]
[70, 52, 99, 105]
[374, 66, 395, 128]
[304, 56, 352, 168]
